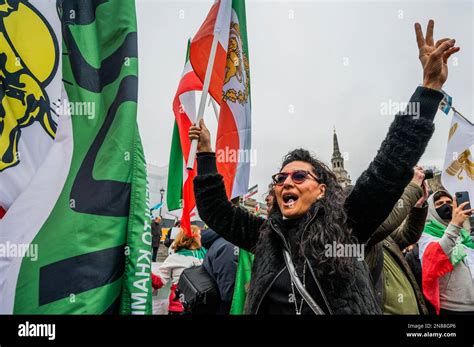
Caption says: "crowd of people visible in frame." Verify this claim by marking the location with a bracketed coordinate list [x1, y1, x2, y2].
[150, 20, 473, 315]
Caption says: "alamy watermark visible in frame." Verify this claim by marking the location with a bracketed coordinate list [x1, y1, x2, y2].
[54, 100, 96, 119]
[380, 99, 420, 119]
[0, 242, 38, 261]
[324, 241, 365, 261]
[216, 146, 258, 167]
[18, 321, 55, 341]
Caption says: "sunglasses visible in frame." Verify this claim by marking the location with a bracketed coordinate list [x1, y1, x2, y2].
[271, 170, 320, 186]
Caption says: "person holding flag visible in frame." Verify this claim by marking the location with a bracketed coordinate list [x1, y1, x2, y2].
[170, 0, 251, 238]
[189, 19, 460, 314]
[418, 190, 474, 314]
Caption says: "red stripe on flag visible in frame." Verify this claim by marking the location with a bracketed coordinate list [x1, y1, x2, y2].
[189, 0, 228, 104]
[173, 94, 196, 162]
[181, 166, 196, 237]
[216, 102, 239, 199]
[422, 242, 454, 315]
[190, 40, 227, 104]
[172, 70, 202, 236]
[245, 190, 257, 199]
[171, 101, 197, 237]
[192, 1, 220, 42]
[176, 71, 203, 97]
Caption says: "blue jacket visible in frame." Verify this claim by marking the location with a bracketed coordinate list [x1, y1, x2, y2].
[201, 228, 238, 303]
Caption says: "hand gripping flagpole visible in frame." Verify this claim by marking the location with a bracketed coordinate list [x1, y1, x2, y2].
[186, 26, 222, 170]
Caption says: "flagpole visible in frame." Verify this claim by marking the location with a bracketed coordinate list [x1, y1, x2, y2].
[452, 107, 474, 126]
[186, 30, 221, 170]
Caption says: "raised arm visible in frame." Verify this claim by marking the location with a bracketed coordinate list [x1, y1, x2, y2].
[365, 176, 424, 250]
[190, 120, 265, 252]
[345, 20, 459, 243]
[391, 205, 428, 251]
[437, 200, 474, 257]
[391, 181, 430, 250]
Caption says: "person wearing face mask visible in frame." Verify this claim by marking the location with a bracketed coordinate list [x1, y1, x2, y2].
[189, 20, 458, 314]
[405, 192, 455, 284]
[417, 190, 474, 315]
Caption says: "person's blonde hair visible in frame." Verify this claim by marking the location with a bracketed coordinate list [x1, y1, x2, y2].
[172, 226, 201, 252]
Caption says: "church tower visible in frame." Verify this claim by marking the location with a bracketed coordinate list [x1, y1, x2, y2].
[331, 128, 352, 188]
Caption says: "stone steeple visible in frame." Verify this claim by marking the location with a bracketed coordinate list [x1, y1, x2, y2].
[331, 128, 352, 188]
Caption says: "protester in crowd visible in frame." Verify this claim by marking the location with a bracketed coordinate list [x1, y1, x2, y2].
[151, 226, 207, 315]
[365, 166, 430, 314]
[189, 20, 458, 314]
[151, 216, 162, 262]
[405, 191, 456, 291]
[164, 220, 181, 250]
[404, 191, 458, 316]
[265, 185, 275, 213]
[417, 190, 474, 315]
[201, 228, 238, 314]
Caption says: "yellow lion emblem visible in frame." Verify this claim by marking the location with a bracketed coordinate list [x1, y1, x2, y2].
[223, 22, 250, 106]
[224, 37, 242, 85]
[445, 149, 474, 181]
[0, 0, 58, 172]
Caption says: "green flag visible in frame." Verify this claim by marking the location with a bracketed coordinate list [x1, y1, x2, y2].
[230, 249, 254, 315]
[0, 0, 151, 314]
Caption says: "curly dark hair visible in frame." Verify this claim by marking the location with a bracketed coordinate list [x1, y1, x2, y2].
[273, 148, 356, 282]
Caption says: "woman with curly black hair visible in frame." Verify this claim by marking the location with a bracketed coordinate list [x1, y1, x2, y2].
[188, 20, 459, 314]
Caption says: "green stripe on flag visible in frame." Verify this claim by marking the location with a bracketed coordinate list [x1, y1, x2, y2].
[424, 220, 474, 249]
[232, 0, 251, 105]
[167, 121, 184, 211]
[423, 220, 474, 266]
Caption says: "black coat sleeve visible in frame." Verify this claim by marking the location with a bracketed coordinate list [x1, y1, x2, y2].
[345, 87, 444, 243]
[193, 153, 265, 252]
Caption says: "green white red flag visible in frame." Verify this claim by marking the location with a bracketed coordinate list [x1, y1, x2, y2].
[190, 0, 251, 199]
[419, 220, 474, 314]
[170, 40, 203, 235]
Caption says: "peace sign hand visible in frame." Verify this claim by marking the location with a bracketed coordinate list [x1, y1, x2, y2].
[415, 20, 460, 91]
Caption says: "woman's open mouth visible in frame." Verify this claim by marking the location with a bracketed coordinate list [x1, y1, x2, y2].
[282, 192, 299, 209]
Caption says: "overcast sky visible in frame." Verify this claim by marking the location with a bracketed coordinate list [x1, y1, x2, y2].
[136, 0, 473, 202]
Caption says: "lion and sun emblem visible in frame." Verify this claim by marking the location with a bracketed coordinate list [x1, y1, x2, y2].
[445, 122, 474, 181]
[0, 0, 59, 172]
[222, 22, 250, 106]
